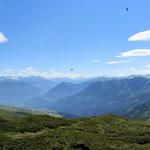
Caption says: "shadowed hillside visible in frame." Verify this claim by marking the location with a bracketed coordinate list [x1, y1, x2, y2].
[28, 81, 91, 108]
[122, 102, 150, 120]
[50, 77, 150, 116]
[0, 80, 43, 106]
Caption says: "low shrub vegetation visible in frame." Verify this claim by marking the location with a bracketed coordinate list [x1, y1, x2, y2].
[0, 114, 150, 149]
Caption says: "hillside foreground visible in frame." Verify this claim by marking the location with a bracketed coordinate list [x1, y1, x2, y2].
[0, 114, 150, 150]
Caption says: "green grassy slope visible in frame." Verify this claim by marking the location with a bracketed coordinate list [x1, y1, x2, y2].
[0, 105, 62, 120]
[0, 114, 150, 150]
[0, 106, 29, 120]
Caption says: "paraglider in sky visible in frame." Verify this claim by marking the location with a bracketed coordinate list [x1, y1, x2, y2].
[126, 7, 128, 11]
[70, 68, 74, 71]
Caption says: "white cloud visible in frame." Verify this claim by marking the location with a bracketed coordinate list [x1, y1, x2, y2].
[18, 67, 87, 79]
[114, 67, 150, 76]
[117, 49, 150, 57]
[147, 64, 150, 68]
[19, 67, 39, 76]
[5, 69, 13, 73]
[92, 59, 100, 63]
[107, 60, 130, 64]
[0, 32, 8, 43]
[130, 67, 150, 75]
[128, 30, 150, 41]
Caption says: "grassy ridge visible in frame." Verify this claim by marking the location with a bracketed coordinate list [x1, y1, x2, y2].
[0, 105, 62, 120]
[0, 114, 150, 149]
[0, 106, 29, 120]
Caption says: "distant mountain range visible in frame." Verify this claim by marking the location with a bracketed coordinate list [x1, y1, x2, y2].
[0, 76, 57, 93]
[27, 81, 91, 108]
[1, 75, 150, 118]
[0, 80, 43, 106]
[0, 76, 58, 107]
[17, 76, 57, 93]
[49, 77, 150, 116]
[0, 76, 94, 107]
[27, 75, 137, 109]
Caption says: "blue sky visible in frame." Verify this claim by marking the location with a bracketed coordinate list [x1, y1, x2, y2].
[0, 0, 150, 78]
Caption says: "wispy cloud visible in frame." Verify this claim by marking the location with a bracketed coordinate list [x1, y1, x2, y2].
[5, 69, 13, 73]
[107, 60, 130, 64]
[128, 30, 150, 41]
[130, 67, 150, 75]
[92, 59, 100, 63]
[0, 32, 8, 43]
[147, 64, 150, 68]
[18, 67, 87, 79]
[117, 49, 150, 57]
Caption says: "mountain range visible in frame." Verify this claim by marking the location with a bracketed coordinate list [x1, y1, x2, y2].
[0, 76, 57, 107]
[0, 80, 42, 106]
[49, 77, 150, 116]
[1, 75, 150, 119]
[27, 81, 92, 108]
